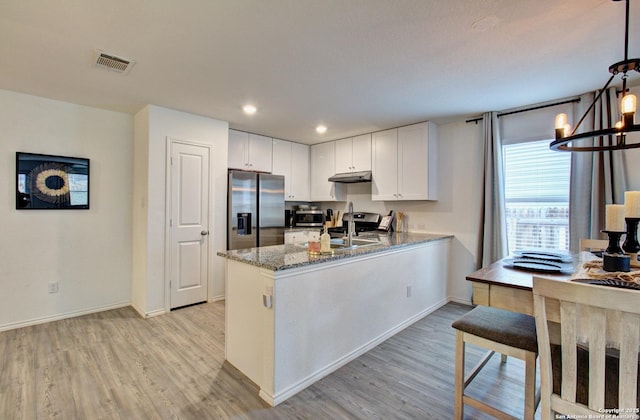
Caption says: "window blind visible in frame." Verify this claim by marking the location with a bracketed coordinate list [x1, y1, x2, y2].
[502, 139, 571, 252]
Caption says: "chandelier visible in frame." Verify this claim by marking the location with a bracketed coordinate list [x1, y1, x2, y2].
[550, 0, 640, 152]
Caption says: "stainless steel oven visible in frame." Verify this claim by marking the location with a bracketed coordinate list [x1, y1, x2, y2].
[293, 210, 324, 227]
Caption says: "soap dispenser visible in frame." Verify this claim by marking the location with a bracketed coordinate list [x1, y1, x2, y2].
[320, 225, 331, 254]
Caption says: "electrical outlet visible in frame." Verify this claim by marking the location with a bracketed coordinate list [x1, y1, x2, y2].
[48, 282, 58, 293]
[406, 284, 412, 298]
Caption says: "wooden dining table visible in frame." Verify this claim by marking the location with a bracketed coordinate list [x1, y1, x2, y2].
[466, 252, 593, 323]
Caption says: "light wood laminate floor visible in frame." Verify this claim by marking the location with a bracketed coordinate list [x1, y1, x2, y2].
[0, 301, 538, 419]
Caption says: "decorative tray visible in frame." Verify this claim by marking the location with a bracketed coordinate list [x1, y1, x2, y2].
[503, 258, 574, 274]
[511, 249, 573, 263]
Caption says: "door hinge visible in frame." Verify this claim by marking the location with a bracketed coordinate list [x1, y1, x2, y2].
[169, 219, 172, 227]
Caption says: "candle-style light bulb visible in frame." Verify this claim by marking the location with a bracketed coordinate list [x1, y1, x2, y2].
[555, 113, 568, 139]
[622, 94, 637, 114]
[615, 120, 624, 144]
[555, 113, 567, 129]
[621, 94, 636, 128]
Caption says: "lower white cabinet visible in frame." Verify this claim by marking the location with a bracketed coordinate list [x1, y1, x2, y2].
[371, 122, 437, 201]
[284, 230, 309, 244]
[310, 142, 345, 201]
[272, 139, 310, 201]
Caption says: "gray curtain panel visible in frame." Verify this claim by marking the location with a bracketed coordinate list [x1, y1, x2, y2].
[569, 87, 628, 251]
[478, 111, 508, 268]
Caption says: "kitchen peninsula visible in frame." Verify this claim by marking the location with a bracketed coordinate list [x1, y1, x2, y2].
[217, 232, 452, 406]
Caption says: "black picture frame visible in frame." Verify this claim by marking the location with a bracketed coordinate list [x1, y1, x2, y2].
[16, 152, 90, 210]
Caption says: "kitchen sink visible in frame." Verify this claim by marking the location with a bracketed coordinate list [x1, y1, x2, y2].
[329, 238, 381, 249]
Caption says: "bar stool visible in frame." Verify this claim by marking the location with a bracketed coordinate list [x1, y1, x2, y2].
[452, 305, 540, 419]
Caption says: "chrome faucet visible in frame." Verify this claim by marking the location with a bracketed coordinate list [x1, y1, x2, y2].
[347, 201, 354, 247]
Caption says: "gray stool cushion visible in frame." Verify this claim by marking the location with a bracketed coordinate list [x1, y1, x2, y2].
[452, 306, 538, 353]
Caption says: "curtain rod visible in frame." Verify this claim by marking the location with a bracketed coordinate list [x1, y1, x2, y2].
[465, 97, 581, 124]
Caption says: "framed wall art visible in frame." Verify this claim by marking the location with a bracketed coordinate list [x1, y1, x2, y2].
[16, 152, 90, 209]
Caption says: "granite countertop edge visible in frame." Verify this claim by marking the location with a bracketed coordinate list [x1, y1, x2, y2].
[217, 233, 453, 272]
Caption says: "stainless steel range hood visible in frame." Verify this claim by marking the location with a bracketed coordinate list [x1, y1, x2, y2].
[328, 170, 372, 183]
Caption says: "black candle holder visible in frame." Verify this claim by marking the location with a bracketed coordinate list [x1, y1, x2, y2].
[601, 230, 625, 254]
[622, 217, 640, 254]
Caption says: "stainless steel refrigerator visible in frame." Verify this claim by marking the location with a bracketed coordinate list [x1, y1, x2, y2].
[227, 170, 285, 250]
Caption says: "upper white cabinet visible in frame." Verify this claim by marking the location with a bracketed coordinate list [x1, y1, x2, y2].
[228, 129, 273, 172]
[272, 139, 310, 201]
[310, 142, 346, 201]
[371, 122, 437, 201]
[334, 134, 371, 173]
[371, 129, 398, 201]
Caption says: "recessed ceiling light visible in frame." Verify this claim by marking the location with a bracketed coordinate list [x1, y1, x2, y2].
[243, 104, 257, 115]
[316, 125, 327, 134]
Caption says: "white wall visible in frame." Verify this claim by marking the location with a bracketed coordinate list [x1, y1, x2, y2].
[132, 105, 228, 317]
[0, 89, 133, 330]
[318, 119, 485, 304]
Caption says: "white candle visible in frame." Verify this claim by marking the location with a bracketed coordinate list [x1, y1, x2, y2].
[606, 204, 626, 231]
[625, 191, 640, 218]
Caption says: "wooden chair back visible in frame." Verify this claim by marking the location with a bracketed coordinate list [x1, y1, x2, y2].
[579, 238, 608, 252]
[533, 276, 640, 420]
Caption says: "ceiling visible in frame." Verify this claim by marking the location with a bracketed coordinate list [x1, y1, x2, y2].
[1, 0, 639, 144]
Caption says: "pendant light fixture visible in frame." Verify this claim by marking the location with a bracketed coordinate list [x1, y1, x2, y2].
[550, 0, 640, 152]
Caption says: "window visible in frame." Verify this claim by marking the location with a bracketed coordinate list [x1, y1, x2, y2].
[502, 139, 571, 253]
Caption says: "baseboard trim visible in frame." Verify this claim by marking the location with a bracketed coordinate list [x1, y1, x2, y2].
[447, 296, 473, 306]
[0, 301, 131, 332]
[262, 297, 449, 406]
[130, 304, 167, 319]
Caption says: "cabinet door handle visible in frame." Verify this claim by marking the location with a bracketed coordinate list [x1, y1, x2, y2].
[201, 230, 209, 236]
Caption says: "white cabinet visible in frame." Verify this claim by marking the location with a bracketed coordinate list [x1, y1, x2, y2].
[335, 134, 371, 173]
[371, 122, 437, 201]
[272, 139, 310, 201]
[371, 129, 398, 200]
[284, 230, 309, 244]
[228, 129, 273, 172]
[310, 142, 346, 201]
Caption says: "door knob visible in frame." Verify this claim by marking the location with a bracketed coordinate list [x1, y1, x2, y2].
[201, 230, 209, 236]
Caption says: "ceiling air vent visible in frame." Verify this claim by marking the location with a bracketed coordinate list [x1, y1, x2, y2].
[94, 49, 135, 74]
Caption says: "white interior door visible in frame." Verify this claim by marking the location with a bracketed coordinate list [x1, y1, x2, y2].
[169, 140, 210, 309]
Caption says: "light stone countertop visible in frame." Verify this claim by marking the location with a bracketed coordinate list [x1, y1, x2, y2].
[217, 232, 453, 271]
